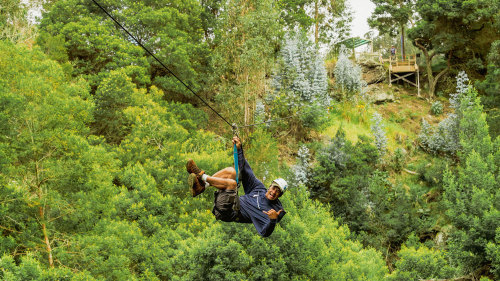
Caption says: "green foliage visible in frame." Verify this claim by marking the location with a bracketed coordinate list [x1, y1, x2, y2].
[362, 171, 419, 253]
[441, 83, 499, 277]
[392, 147, 407, 172]
[0, 253, 96, 281]
[416, 158, 449, 187]
[277, 0, 313, 30]
[408, 0, 500, 88]
[278, 0, 352, 47]
[212, 0, 281, 126]
[91, 70, 137, 144]
[430, 101, 443, 115]
[245, 128, 280, 183]
[177, 186, 388, 281]
[309, 128, 379, 232]
[269, 31, 331, 140]
[4, 0, 499, 278]
[0, 0, 35, 43]
[476, 40, 500, 138]
[388, 242, 457, 281]
[368, 0, 415, 36]
[39, 0, 211, 95]
[486, 227, 500, 279]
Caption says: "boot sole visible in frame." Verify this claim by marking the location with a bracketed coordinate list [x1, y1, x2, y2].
[186, 160, 203, 175]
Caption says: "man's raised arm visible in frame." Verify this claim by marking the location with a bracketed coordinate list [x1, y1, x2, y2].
[232, 136, 262, 194]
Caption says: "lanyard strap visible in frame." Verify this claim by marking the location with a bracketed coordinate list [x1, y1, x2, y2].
[232, 123, 239, 186]
[233, 143, 239, 186]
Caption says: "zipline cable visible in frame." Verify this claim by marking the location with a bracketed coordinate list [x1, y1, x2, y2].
[90, 0, 233, 128]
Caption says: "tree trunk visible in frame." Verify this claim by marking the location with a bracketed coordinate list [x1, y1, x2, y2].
[429, 66, 449, 99]
[314, 0, 319, 44]
[244, 74, 249, 125]
[415, 39, 438, 98]
[401, 26, 405, 60]
[425, 54, 435, 97]
[39, 206, 54, 268]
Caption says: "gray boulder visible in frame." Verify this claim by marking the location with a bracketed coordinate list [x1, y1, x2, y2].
[359, 60, 386, 85]
[366, 84, 395, 104]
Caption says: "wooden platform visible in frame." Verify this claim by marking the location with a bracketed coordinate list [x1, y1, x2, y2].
[388, 55, 420, 96]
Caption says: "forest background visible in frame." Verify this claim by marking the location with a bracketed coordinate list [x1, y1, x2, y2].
[0, 0, 499, 280]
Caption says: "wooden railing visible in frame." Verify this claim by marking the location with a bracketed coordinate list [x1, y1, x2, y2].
[390, 55, 417, 67]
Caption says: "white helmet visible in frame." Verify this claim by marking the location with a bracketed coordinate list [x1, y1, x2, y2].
[272, 178, 288, 195]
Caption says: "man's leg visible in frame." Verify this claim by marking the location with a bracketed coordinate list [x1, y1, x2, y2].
[204, 167, 237, 190]
[210, 167, 240, 222]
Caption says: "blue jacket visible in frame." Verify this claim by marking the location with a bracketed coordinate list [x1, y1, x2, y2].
[236, 148, 286, 237]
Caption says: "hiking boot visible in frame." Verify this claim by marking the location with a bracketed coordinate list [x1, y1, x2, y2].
[186, 159, 206, 186]
[186, 159, 204, 175]
[188, 173, 205, 197]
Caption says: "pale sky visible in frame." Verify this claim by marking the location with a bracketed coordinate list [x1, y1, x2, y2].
[349, 0, 376, 38]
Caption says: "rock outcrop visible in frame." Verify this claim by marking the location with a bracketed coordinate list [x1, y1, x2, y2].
[359, 60, 386, 85]
[366, 84, 395, 104]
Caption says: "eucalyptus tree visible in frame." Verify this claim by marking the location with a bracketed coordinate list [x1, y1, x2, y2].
[0, 0, 35, 42]
[212, 0, 282, 127]
[278, 0, 352, 46]
[310, 0, 352, 45]
[368, 0, 416, 59]
[270, 31, 330, 139]
[334, 45, 365, 100]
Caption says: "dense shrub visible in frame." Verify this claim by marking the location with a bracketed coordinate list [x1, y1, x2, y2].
[430, 101, 443, 115]
[371, 112, 388, 158]
[334, 45, 366, 100]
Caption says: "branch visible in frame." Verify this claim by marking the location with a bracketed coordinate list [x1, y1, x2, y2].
[434, 66, 449, 82]
[414, 38, 431, 59]
[403, 168, 419, 175]
[0, 224, 21, 233]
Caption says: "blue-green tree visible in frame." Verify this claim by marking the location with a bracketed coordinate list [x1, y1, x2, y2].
[270, 31, 330, 139]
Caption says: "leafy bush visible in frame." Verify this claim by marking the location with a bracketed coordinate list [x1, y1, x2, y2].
[430, 101, 443, 115]
[441, 70, 499, 278]
[416, 159, 449, 187]
[392, 147, 407, 172]
[291, 145, 311, 186]
[179, 185, 389, 281]
[246, 128, 280, 183]
[334, 45, 366, 101]
[371, 112, 388, 157]
[309, 128, 379, 233]
[418, 71, 472, 156]
[388, 243, 457, 281]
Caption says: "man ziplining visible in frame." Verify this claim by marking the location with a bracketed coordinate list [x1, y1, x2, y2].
[186, 136, 287, 237]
